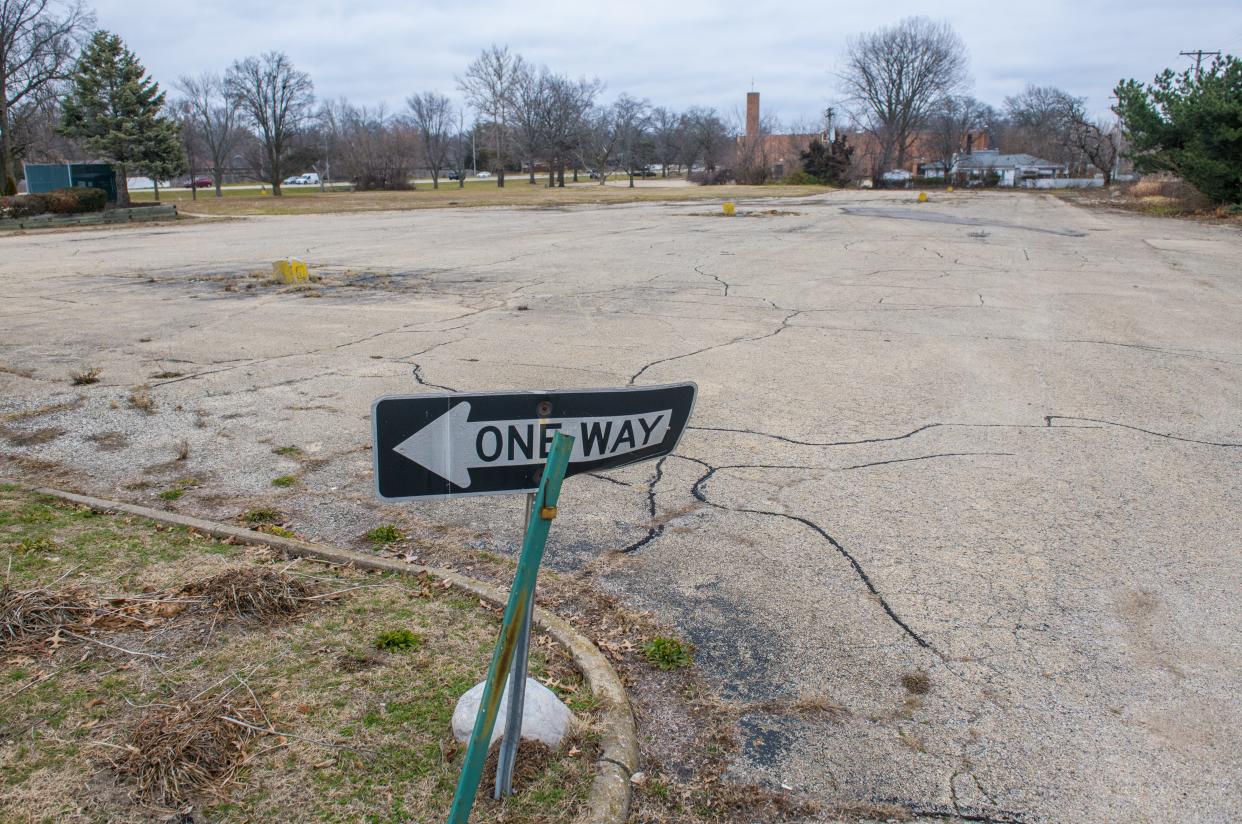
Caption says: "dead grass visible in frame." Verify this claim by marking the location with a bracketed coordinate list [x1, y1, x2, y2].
[160, 182, 833, 217]
[3, 426, 65, 446]
[0, 583, 95, 648]
[110, 687, 264, 806]
[0, 364, 35, 379]
[127, 385, 156, 415]
[0, 396, 83, 423]
[180, 567, 323, 619]
[69, 366, 101, 386]
[901, 670, 932, 695]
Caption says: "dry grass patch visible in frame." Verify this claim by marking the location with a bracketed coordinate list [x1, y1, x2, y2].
[110, 687, 265, 806]
[145, 182, 833, 217]
[181, 567, 323, 619]
[0, 583, 95, 648]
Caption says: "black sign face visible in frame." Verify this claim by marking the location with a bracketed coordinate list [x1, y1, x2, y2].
[372, 383, 697, 501]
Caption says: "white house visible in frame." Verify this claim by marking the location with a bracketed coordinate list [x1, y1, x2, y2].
[949, 149, 1066, 187]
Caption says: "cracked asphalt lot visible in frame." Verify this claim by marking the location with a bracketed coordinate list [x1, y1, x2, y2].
[3, 190, 1240, 821]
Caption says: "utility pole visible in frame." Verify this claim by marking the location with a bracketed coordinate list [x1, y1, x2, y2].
[1179, 50, 1220, 78]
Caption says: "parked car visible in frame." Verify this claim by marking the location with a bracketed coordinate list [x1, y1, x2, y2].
[446, 170, 461, 181]
[191, 176, 213, 188]
[476, 171, 491, 178]
[282, 173, 321, 186]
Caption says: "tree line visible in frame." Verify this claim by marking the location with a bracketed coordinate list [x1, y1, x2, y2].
[3, 3, 1237, 204]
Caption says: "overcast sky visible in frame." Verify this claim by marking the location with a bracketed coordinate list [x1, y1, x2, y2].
[95, 0, 1241, 126]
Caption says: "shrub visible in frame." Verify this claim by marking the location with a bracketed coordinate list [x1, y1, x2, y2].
[781, 170, 819, 185]
[0, 187, 106, 219]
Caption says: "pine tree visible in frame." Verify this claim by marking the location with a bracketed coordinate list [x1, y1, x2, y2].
[801, 134, 855, 185]
[59, 30, 184, 206]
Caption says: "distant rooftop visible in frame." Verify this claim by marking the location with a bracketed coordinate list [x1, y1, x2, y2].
[953, 149, 1064, 170]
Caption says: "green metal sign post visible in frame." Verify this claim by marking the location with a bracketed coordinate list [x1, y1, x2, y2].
[446, 431, 575, 824]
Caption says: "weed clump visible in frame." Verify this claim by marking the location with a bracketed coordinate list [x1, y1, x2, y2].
[901, 671, 931, 695]
[364, 524, 404, 545]
[69, 366, 100, 386]
[272, 445, 302, 457]
[374, 628, 422, 652]
[241, 508, 282, 525]
[127, 386, 156, 414]
[270, 475, 297, 488]
[643, 636, 693, 671]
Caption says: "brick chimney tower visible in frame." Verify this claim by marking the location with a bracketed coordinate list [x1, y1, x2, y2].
[746, 91, 760, 139]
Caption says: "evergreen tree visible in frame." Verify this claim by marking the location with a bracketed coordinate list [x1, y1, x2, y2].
[1114, 55, 1242, 205]
[59, 30, 183, 206]
[801, 134, 854, 185]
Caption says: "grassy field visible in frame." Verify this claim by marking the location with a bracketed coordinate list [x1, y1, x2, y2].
[130, 180, 834, 216]
[0, 485, 596, 823]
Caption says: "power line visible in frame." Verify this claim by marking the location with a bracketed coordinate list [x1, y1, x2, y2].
[1179, 50, 1221, 78]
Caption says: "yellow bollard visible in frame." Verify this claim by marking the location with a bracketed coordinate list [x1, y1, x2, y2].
[946, 186, 954, 193]
[917, 192, 928, 203]
[272, 258, 309, 284]
[722, 201, 736, 217]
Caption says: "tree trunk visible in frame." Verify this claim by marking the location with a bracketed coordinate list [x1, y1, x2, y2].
[0, 91, 15, 196]
[628, 169, 634, 188]
[572, 166, 578, 182]
[214, 166, 223, 198]
[116, 165, 131, 207]
[458, 175, 464, 189]
[432, 171, 439, 189]
[529, 165, 536, 184]
[498, 169, 505, 188]
[558, 167, 565, 187]
[153, 178, 160, 202]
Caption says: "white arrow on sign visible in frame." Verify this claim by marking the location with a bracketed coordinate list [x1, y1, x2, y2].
[392, 401, 672, 488]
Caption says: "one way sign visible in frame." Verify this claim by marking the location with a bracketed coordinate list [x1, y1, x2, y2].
[372, 383, 697, 500]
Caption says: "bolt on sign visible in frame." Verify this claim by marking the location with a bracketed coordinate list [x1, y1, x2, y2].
[372, 383, 697, 500]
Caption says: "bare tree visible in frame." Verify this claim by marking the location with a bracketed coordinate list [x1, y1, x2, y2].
[224, 51, 313, 196]
[682, 106, 730, 176]
[1068, 115, 1122, 184]
[537, 73, 599, 187]
[457, 44, 524, 187]
[406, 91, 454, 188]
[926, 94, 985, 180]
[333, 103, 415, 190]
[612, 94, 650, 188]
[1004, 84, 1082, 169]
[507, 62, 548, 184]
[577, 105, 619, 185]
[839, 16, 968, 178]
[176, 72, 242, 197]
[0, 0, 91, 193]
[649, 106, 685, 177]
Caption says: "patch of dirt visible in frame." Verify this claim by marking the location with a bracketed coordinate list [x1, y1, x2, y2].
[336, 652, 382, 673]
[2, 426, 65, 446]
[86, 430, 130, 451]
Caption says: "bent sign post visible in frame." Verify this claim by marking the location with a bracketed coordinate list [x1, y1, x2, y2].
[372, 383, 697, 500]
[373, 383, 696, 822]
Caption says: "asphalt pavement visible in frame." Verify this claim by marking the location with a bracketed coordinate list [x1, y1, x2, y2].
[1, 189, 1239, 822]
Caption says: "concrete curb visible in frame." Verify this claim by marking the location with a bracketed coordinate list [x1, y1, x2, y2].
[18, 483, 637, 823]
